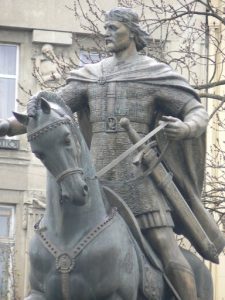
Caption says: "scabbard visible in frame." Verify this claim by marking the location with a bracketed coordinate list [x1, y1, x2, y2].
[120, 118, 218, 263]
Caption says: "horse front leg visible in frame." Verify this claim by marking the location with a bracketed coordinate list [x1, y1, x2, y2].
[24, 290, 45, 300]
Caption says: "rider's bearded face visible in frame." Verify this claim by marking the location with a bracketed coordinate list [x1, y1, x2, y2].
[104, 21, 134, 53]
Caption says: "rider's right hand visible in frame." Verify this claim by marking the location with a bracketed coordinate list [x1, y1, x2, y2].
[0, 119, 10, 137]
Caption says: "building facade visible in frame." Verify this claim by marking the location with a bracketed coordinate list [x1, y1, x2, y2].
[0, 1, 224, 299]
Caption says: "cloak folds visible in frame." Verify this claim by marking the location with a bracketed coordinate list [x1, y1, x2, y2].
[67, 56, 224, 259]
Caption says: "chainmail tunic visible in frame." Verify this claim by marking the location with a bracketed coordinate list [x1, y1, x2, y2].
[58, 61, 200, 228]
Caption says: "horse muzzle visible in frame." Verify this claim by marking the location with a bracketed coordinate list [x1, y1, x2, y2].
[56, 168, 89, 205]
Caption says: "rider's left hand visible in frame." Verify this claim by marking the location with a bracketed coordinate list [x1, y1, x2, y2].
[159, 115, 190, 140]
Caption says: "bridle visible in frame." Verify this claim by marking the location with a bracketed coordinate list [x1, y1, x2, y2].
[55, 168, 84, 183]
[27, 117, 72, 142]
[27, 115, 86, 184]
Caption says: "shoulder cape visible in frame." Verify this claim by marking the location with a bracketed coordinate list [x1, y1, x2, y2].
[67, 56, 200, 100]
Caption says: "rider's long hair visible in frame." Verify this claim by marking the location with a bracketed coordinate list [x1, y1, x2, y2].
[105, 7, 149, 51]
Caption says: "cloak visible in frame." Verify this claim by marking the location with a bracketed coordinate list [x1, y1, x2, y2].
[67, 56, 200, 99]
[66, 56, 224, 258]
[67, 56, 204, 202]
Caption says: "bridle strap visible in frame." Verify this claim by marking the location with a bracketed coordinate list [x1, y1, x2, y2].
[27, 117, 72, 142]
[56, 168, 84, 183]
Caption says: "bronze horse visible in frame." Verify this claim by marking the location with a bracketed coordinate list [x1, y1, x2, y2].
[14, 93, 213, 300]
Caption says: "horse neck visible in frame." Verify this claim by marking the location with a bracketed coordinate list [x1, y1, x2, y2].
[44, 172, 107, 246]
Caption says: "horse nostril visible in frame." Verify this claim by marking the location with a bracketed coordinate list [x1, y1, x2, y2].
[83, 184, 88, 196]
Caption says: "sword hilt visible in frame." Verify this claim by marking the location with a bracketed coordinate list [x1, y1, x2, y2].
[120, 117, 145, 151]
[120, 117, 167, 151]
[120, 117, 141, 140]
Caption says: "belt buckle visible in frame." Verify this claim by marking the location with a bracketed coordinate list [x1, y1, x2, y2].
[105, 116, 117, 132]
[98, 76, 106, 85]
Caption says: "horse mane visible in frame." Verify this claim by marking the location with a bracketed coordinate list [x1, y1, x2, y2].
[28, 91, 74, 119]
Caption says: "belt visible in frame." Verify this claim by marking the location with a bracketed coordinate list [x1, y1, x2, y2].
[92, 120, 149, 134]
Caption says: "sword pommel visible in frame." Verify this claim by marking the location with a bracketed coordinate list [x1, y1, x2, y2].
[120, 117, 144, 150]
[119, 117, 130, 130]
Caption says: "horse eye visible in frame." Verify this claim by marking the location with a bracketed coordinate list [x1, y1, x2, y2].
[64, 135, 71, 145]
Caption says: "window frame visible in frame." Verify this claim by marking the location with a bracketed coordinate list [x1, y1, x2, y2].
[0, 43, 19, 120]
[0, 205, 16, 300]
[79, 50, 104, 66]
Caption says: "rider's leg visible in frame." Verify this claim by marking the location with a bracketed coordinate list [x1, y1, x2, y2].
[143, 227, 198, 300]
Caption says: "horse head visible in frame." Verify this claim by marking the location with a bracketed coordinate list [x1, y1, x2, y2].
[14, 94, 89, 206]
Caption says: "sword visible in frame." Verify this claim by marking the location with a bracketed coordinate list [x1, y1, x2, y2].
[97, 121, 168, 177]
[119, 117, 218, 264]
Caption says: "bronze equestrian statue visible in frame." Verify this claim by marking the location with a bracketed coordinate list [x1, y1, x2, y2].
[0, 6, 224, 300]
[13, 94, 212, 300]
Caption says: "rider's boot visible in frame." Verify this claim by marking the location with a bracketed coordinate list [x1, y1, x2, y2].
[165, 261, 198, 300]
[143, 226, 198, 300]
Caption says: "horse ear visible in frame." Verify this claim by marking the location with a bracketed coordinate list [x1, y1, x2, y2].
[13, 112, 29, 126]
[40, 97, 51, 114]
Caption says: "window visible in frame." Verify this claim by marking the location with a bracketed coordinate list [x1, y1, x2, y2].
[79, 50, 103, 66]
[0, 44, 18, 119]
[0, 206, 15, 300]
